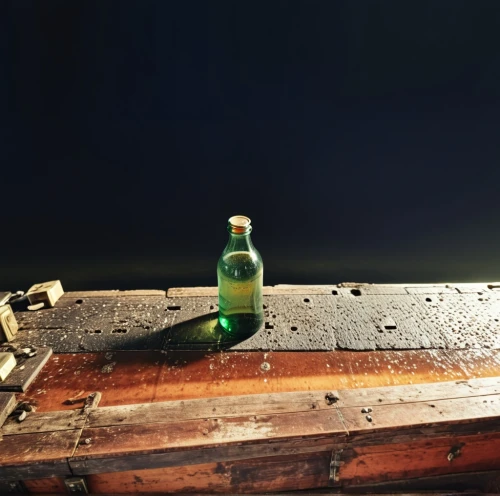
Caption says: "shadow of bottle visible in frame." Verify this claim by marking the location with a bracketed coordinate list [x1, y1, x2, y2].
[162, 311, 246, 351]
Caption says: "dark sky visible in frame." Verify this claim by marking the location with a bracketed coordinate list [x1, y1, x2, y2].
[2, 0, 500, 290]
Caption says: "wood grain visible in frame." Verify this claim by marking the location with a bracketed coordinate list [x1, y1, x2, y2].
[23, 477, 68, 494]
[2, 409, 86, 435]
[17, 349, 500, 412]
[0, 431, 78, 480]
[340, 432, 500, 485]
[69, 389, 500, 475]
[84, 376, 500, 429]
[86, 452, 330, 494]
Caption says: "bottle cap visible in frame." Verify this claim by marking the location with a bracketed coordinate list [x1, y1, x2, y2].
[228, 215, 251, 234]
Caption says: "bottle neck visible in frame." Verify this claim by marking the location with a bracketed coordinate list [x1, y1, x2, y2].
[224, 232, 255, 254]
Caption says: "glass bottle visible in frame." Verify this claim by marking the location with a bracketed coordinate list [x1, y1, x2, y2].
[217, 215, 263, 338]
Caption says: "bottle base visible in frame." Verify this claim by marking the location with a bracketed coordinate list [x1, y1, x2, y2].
[218, 312, 263, 339]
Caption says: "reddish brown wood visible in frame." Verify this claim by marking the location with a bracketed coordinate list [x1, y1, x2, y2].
[17, 349, 500, 413]
[23, 477, 68, 494]
[86, 453, 330, 494]
[341, 432, 500, 485]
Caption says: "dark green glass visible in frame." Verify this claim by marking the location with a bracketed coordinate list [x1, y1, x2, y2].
[217, 216, 263, 338]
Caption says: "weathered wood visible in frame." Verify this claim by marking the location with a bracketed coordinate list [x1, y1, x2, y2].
[68, 389, 500, 476]
[11, 287, 500, 352]
[343, 469, 500, 493]
[17, 349, 500, 412]
[83, 449, 500, 494]
[22, 477, 68, 494]
[0, 348, 52, 392]
[0, 431, 78, 481]
[1, 409, 86, 435]
[85, 376, 500, 429]
[85, 453, 330, 494]
[70, 437, 344, 476]
[87, 390, 333, 427]
[15, 296, 167, 352]
[0, 393, 16, 429]
[168, 282, 494, 297]
[65, 290, 166, 298]
[339, 432, 500, 486]
[168, 286, 338, 297]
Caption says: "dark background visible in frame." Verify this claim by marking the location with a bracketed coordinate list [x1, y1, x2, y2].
[2, 0, 500, 291]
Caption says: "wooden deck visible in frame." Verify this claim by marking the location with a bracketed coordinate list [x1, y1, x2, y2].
[1, 283, 500, 493]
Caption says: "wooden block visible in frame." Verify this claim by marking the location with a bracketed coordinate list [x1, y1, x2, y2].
[0, 348, 52, 392]
[0, 305, 18, 342]
[0, 353, 16, 381]
[26, 280, 64, 308]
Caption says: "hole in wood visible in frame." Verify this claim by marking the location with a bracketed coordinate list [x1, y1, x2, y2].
[263, 304, 268, 309]
[75, 299, 83, 304]
[351, 289, 361, 296]
[94, 329, 102, 334]
[112, 329, 128, 334]
[210, 305, 214, 310]
[265, 322, 274, 330]
[304, 298, 310, 303]
[167, 306, 182, 311]
[332, 290, 338, 295]
[426, 297, 432, 302]
[291, 326, 298, 331]
[384, 325, 397, 330]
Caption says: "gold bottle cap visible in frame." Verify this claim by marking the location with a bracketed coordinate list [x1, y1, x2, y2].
[228, 215, 251, 234]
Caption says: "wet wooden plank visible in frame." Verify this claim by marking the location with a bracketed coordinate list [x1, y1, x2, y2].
[0, 348, 52, 392]
[86, 376, 500, 429]
[1, 409, 86, 435]
[15, 296, 167, 352]
[12, 287, 500, 352]
[87, 390, 331, 427]
[17, 349, 500, 412]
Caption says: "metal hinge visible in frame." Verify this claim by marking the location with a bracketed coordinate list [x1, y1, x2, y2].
[64, 477, 88, 494]
[328, 448, 344, 487]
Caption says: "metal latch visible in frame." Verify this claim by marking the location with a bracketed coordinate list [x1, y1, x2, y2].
[64, 477, 88, 494]
[328, 449, 344, 486]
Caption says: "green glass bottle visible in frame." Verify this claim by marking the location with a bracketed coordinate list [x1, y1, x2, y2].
[217, 215, 264, 338]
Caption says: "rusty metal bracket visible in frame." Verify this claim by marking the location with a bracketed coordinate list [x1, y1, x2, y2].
[447, 443, 464, 462]
[328, 448, 344, 486]
[64, 477, 88, 494]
